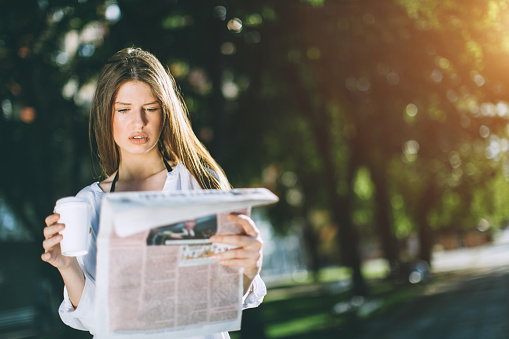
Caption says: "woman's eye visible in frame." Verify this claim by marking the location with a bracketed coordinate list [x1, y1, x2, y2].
[117, 108, 128, 113]
[146, 108, 159, 112]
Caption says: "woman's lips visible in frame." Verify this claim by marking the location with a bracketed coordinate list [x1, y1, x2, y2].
[129, 133, 149, 144]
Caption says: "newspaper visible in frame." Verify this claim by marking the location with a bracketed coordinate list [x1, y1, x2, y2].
[94, 188, 278, 339]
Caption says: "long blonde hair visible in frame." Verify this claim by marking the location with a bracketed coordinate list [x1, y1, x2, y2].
[90, 47, 230, 190]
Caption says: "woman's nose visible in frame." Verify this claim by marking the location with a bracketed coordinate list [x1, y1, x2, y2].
[132, 107, 147, 127]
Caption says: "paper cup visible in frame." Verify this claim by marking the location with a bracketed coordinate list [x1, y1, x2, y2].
[54, 197, 90, 257]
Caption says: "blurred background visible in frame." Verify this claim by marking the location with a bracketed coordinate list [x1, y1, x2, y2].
[1, 0, 509, 338]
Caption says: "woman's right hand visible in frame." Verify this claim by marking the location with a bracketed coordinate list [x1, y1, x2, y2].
[41, 213, 75, 270]
[42, 213, 86, 308]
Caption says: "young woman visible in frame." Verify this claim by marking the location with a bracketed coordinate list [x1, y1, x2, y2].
[41, 48, 266, 338]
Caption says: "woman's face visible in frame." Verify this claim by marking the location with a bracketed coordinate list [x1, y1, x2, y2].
[112, 81, 163, 159]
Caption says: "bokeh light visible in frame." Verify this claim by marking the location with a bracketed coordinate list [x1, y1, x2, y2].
[213, 6, 227, 21]
[105, 3, 121, 23]
[227, 18, 243, 33]
[20, 106, 36, 123]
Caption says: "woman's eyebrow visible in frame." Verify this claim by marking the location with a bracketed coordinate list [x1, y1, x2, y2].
[114, 101, 159, 105]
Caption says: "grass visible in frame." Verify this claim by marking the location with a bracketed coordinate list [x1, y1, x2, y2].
[231, 264, 427, 339]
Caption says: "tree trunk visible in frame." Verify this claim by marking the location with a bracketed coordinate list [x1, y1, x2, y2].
[274, 0, 367, 296]
[302, 211, 321, 282]
[416, 181, 435, 265]
[369, 162, 400, 270]
[207, 3, 227, 163]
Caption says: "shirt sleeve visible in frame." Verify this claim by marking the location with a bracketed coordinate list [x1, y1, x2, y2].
[242, 274, 267, 310]
[58, 268, 96, 334]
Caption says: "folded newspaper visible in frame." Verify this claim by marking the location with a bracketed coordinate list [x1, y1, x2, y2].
[95, 188, 279, 338]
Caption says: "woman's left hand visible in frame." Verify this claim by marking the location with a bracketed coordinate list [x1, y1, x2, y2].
[210, 213, 263, 295]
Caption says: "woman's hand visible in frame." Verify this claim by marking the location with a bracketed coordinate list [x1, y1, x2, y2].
[42, 213, 86, 308]
[41, 213, 75, 270]
[210, 213, 263, 295]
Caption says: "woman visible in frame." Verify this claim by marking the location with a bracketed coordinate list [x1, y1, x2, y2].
[42, 48, 265, 338]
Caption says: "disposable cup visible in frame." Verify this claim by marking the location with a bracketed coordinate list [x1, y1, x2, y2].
[54, 197, 90, 257]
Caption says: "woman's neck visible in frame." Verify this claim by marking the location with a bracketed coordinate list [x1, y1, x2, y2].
[117, 152, 166, 181]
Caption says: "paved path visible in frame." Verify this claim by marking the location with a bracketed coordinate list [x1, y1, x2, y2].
[346, 229, 509, 339]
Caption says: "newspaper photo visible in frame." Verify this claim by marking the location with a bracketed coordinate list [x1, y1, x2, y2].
[94, 188, 278, 339]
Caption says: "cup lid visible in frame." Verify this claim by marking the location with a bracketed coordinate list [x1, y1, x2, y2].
[55, 196, 88, 206]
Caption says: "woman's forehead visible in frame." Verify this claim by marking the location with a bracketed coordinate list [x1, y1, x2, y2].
[115, 81, 158, 104]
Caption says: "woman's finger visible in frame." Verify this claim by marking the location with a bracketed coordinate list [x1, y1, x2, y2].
[43, 223, 65, 238]
[45, 213, 60, 226]
[42, 234, 63, 251]
[214, 247, 254, 260]
[227, 214, 260, 238]
[210, 234, 255, 247]
[41, 251, 53, 262]
[216, 258, 254, 268]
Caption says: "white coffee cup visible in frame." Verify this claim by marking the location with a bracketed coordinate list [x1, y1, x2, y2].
[54, 197, 90, 257]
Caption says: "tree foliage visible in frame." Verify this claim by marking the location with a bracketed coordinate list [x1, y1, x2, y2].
[2, 0, 509, 299]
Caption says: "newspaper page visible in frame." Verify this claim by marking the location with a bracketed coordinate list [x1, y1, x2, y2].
[95, 188, 278, 339]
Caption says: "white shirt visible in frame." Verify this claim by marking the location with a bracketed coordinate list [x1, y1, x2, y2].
[58, 163, 267, 338]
